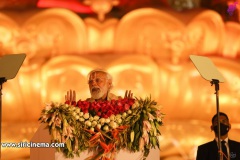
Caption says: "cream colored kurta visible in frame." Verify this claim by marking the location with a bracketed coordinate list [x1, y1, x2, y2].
[86, 92, 122, 102]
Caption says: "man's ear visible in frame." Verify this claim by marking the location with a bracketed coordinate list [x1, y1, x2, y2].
[210, 125, 214, 131]
[229, 123, 231, 130]
[107, 79, 112, 88]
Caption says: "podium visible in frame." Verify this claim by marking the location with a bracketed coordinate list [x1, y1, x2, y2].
[30, 124, 160, 160]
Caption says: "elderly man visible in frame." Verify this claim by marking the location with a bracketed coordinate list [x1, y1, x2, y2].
[65, 69, 132, 103]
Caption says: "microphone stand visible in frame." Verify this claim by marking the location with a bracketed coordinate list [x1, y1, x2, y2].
[0, 77, 6, 159]
[211, 79, 222, 160]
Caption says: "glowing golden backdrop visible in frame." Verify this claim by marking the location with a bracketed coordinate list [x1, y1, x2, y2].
[0, 7, 239, 160]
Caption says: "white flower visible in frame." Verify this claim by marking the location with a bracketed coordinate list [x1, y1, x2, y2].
[89, 116, 93, 121]
[75, 108, 80, 113]
[122, 112, 127, 118]
[79, 118, 85, 122]
[99, 118, 106, 124]
[110, 115, 115, 121]
[147, 113, 155, 121]
[131, 101, 139, 109]
[56, 130, 61, 141]
[54, 102, 61, 108]
[116, 118, 122, 124]
[127, 110, 132, 114]
[156, 136, 161, 144]
[41, 114, 49, 122]
[79, 112, 84, 116]
[62, 123, 74, 140]
[65, 126, 74, 139]
[75, 115, 80, 120]
[143, 120, 151, 132]
[54, 117, 62, 127]
[105, 118, 110, 123]
[85, 120, 91, 127]
[155, 110, 162, 117]
[83, 113, 90, 119]
[109, 121, 117, 129]
[142, 129, 149, 145]
[115, 114, 121, 119]
[93, 115, 100, 121]
[49, 112, 56, 126]
[103, 125, 109, 131]
[96, 124, 101, 130]
[157, 117, 162, 122]
[139, 137, 144, 150]
[91, 121, 97, 127]
[69, 107, 75, 111]
[45, 103, 52, 111]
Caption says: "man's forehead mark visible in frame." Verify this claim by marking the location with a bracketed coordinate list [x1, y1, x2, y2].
[89, 72, 106, 79]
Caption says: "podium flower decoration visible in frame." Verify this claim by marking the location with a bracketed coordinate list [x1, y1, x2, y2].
[39, 96, 164, 160]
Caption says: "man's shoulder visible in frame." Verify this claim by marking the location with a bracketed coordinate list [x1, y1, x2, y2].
[198, 140, 215, 149]
[85, 98, 94, 102]
[85, 93, 122, 102]
[196, 140, 218, 160]
[229, 139, 240, 146]
[229, 139, 240, 143]
[107, 93, 122, 100]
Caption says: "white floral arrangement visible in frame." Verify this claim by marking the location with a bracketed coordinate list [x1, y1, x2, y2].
[39, 96, 164, 160]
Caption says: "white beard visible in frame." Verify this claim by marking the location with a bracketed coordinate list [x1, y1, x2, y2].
[91, 85, 108, 100]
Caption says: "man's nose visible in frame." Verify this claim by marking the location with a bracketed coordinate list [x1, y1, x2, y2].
[91, 80, 97, 86]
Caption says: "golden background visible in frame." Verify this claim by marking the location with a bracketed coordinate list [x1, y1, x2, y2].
[0, 6, 240, 160]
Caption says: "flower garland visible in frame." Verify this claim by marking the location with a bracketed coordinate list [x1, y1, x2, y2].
[39, 96, 164, 160]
